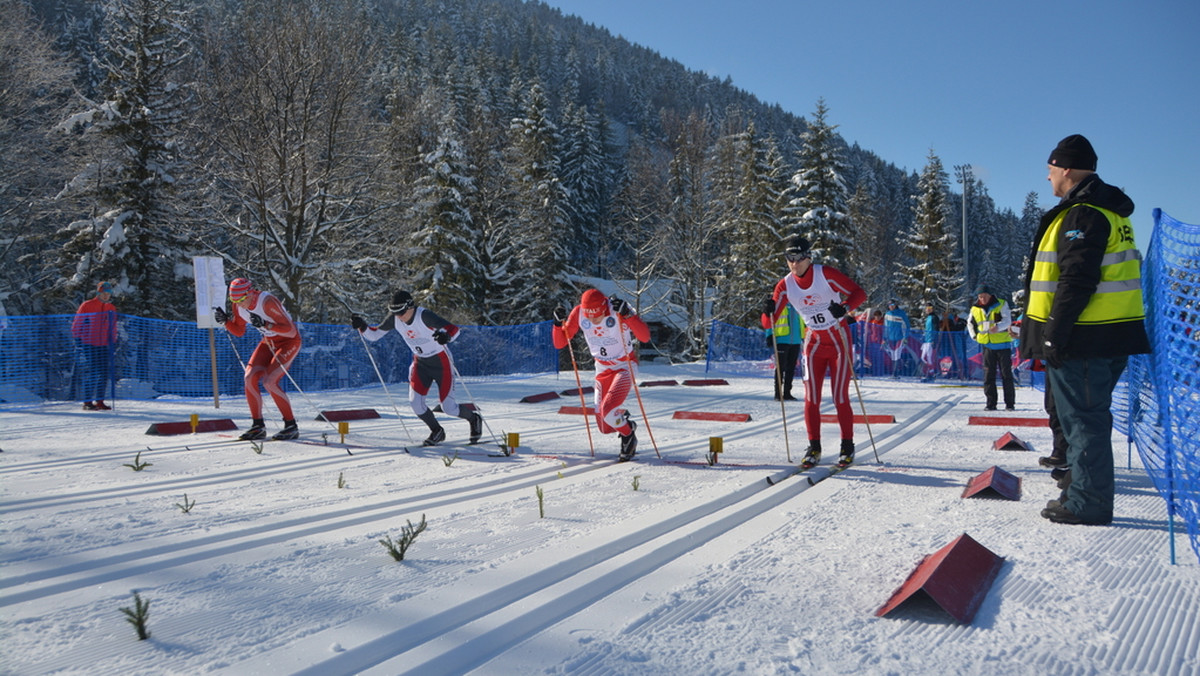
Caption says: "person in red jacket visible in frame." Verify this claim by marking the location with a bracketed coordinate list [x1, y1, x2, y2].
[552, 289, 650, 461]
[213, 278, 302, 440]
[765, 236, 867, 469]
[71, 281, 118, 410]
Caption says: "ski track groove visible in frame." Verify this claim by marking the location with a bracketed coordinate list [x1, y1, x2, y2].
[236, 396, 959, 675]
[0, 458, 616, 605]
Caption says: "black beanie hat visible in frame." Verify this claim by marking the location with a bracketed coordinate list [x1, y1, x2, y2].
[784, 235, 811, 256]
[1048, 134, 1097, 171]
[388, 290, 414, 314]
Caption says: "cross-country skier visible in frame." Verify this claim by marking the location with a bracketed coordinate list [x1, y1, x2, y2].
[551, 289, 650, 461]
[764, 236, 867, 469]
[351, 290, 483, 446]
[213, 277, 302, 441]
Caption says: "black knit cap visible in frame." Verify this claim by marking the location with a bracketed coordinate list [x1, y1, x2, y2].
[388, 290, 414, 314]
[1048, 134, 1097, 171]
[784, 235, 811, 256]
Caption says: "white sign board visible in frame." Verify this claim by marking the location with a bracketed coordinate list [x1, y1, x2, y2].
[193, 256, 227, 329]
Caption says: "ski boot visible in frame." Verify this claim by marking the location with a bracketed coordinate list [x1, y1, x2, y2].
[239, 419, 267, 441]
[272, 420, 299, 440]
[618, 419, 638, 461]
[423, 426, 446, 446]
[799, 440, 821, 469]
[468, 410, 483, 445]
[836, 439, 855, 468]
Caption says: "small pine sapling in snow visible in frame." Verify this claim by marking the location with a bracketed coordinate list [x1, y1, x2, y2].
[175, 494, 196, 513]
[119, 591, 151, 640]
[379, 514, 428, 561]
[536, 485, 545, 518]
[337, 471, 347, 489]
[632, 475, 641, 491]
[123, 451, 152, 472]
[442, 450, 459, 467]
[250, 440, 264, 455]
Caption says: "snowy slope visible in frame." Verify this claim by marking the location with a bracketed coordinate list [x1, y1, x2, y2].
[1, 362, 1195, 675]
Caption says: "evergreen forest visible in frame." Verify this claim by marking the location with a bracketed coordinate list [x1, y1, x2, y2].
[1, 0, 1038, 358]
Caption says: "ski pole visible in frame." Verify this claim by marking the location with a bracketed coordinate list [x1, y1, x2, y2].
[616, 314, 660, 459]
[445, 346, 505, 451]
[563, 323, 597, 458]
[355, 327, 417, 448]
[261, 337, 346, 446]
[834, 322, 880, 464]
[769, 326, 793, 464]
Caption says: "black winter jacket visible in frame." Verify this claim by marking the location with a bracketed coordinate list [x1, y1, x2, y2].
[1019, 174, 1151, 361]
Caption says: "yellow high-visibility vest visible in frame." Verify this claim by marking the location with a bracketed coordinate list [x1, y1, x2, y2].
[1027, 204, 1144, 325]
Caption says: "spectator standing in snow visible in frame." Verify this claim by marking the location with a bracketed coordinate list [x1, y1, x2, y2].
[920, 302, 938, 381]
[968, 284, 1016, 411]
[71, 281, 118, 410]
[883, 300, 910, 377]
[765, 235, 867, 469]
[552, 289, 650, 461]
[213, 277, 302, 441]
[1021, 134, 1150, 526]
[351, 290, 483, 447]
[763, 303, 805, 400]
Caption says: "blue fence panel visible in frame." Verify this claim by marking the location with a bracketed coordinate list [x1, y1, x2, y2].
[0, 316, 558, 406]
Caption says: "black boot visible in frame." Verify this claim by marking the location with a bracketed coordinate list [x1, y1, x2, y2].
[836, 439, 855, 468]
[240, 418, 266, 441]
[619, 418, 638, 461]
[418, 410, 445, 446]
[272, 419, 299, 440]
[800, 440, 822, 469]
[467, 410, 483, 444]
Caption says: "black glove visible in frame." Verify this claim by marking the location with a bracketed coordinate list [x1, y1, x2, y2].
[249, 313, 266, 329]
[828, 301, 847, 319]
[351, 315, 367, 332]
[552, 306, 568, 327]
[1043, 340, 1065, 369]
[212, 306, 228, 325]
[609, 295, 631, 316]
[433, 328, 451, 345]
[763, 297, 776, 316]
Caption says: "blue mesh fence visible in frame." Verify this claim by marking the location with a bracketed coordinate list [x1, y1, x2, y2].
[0, 316, 558, 406]
[1131, 209, 1200, 564]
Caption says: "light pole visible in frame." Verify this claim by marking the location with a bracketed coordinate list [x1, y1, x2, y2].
[953, 164, 971, 296]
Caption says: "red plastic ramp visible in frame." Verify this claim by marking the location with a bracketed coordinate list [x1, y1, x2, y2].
[682, 379, 729, 386]
[962, 466, 1022, 500]
[875, 532, 1005, 624]
[145, 419, 238, 436]
[560, 386, 594, 396]
[992, 432, 1032, 451]
[672, 411, 751, 423]
[819, 414, 895, 424]
[520, 391, 561, 403]
[969, 416, 1049, 427]
[315, 409, 381, 422]
[558, 405, 595, 416]
[640, 380, 678, 387]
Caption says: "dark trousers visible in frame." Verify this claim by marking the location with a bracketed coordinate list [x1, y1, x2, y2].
[80, 343, 112, 402]
[1046, 356, 1127, 522]
[982, 347, 1015, 408]
[774, 342, 801, 397]
[1044, 374, 1068, 460]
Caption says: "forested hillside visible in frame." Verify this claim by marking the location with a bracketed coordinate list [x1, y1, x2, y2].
[2, 0, 1034, 357]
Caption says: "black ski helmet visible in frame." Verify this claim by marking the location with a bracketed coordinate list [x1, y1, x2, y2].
[388, 290, 414, 314]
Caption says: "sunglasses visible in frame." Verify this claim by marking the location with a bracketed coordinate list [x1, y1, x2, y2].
[388, 301, 414, 314]
[785, 252, 810, 262]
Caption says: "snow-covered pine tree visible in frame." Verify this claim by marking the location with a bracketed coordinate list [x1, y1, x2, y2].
[50, 0, 195, 318]
[717, 122, 791, 327]
[894, 149, 963, 311]
[788, 99, 852, 272]
[501, 82, 573, 323]
[409, 114, 483, 321]
[560, 102, 613, 276]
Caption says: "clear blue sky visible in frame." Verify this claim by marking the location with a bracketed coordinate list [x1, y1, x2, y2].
[541, 0, 1199, 245]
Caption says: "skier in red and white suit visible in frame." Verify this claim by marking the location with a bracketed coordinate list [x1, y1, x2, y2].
[214, 277, 302, 441]
[765, 236, 867, 468]
[352, 290, 483, 447]
[552, 289, 650, 460]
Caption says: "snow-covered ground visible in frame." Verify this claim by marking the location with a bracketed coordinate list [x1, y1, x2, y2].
[1, 361, 1196, 675]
